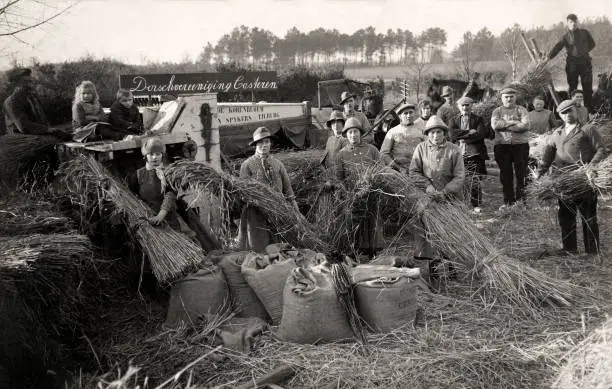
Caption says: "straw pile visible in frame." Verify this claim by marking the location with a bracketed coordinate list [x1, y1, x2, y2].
[0, 133, 59, 191]
[420, 201, 579, 313]
[165, 160, 329, 253]
[0, 201, 74, 236]
[57, 155, 207, 283]
[552, 316, 612, 389]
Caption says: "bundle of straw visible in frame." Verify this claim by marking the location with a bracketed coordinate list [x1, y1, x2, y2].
[589, 155, 612, 193]
[515, 62, 552, 101]
[421, 201, 578, 313]
[58, 156, 207, 283]
[164, 160, 330, 253]
[0, 134, 59, 190]
[552, 317, 612, 389]
[0, 210, 74, 236]
[527, 165, 594, 203]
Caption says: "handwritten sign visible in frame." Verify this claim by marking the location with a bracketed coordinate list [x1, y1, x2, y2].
[119, 72, 278, 96]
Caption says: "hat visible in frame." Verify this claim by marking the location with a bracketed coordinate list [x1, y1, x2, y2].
[570, 89, 584, 97]
[423, 116, 449, 135]
[340, 91, 357, 105]
[8, 67, 32, 83]
[557, 99, 576, 114]
[249, 126, 273, 146]
[500, 86, 518, 95]
[441, 86, 453, 97]
[342, 117, 366, 135]
[141, 137, 165, 156]
[396, 102, 417, 115]
[326, 110, 346, 128]
[457, 96, 474, 106]
[567, 13, 578, 22]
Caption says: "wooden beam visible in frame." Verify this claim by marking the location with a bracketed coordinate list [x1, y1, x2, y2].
[521, 33, 561, 107]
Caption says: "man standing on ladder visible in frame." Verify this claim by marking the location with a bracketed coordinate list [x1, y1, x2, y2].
[544, 14, 596, 110]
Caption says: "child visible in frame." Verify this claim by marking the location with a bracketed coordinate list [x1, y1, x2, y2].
[72, 81, 125, 142]
[409, 116, 465, 288]
[109, 89, 143, 134]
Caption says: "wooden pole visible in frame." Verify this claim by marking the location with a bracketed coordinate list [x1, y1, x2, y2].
[520, 32, 560, 107]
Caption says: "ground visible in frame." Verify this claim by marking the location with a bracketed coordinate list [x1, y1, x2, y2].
[59, 147, 612, 389]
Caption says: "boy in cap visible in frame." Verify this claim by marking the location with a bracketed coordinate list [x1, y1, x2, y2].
[571, 89, 589, 124]
[534, 100, 606, 255]
[320, 110, 348, 170]
[545, 14, 596, 110]
[3, 68, 71, 140]
[448, 96, 488, 212]
[409, 116, 465, 287]
[436, 86, 460, 126]
[491, 86, 531, 208]
[238, 127, 298, 252]
[380, 102, 425, 173]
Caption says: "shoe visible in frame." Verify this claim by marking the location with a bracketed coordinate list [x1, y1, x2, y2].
[472, 207, 482, 214]
[551, 248, 578, 256]
[498, 204, 508, 211]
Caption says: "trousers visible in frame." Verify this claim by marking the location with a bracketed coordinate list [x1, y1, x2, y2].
[566, 57, 593, 110]
[494, 143, 529, 205]
[558, 191, 599, 254]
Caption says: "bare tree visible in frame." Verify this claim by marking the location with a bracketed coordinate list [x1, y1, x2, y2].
[405, 46, 430, 100]
[500, 24, 525, 82]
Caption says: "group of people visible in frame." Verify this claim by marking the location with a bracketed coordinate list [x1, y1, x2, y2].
[2, 68, 143, 142]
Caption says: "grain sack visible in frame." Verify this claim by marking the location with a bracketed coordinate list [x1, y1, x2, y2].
[351, 264, 421, 283]
[277, 267, 354, 344]
[356, 275, 429, 332]
[218, 251, 270, 321]
[370, 255, 415, 267]
[164, 266, 229, 328]
[241, 252, 297, 325]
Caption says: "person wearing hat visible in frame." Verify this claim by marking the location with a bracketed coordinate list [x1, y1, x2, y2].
[380, 101, 425, 173]
[435, 86, 460, 126]
[334, 117, 383, 260]
[448, 96, 488, 212]
[238, 127, 298, 252]
[320, 110, 348, 170]
[570, 89, 589, 125]
[491, 86, 531, 208]
[339, 90, 371, 135]
[534, 99, 606, 255]
[544, 14, 596, 110]
[409, 116, 465, 287]
[413, 99, 433, 135]
[2, 67, 71, 140]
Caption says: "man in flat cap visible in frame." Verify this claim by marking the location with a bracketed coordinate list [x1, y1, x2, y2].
[3, 68, 70, 140]
[436, 86, 460, 126]
[534, 100, 606, 255]
[491, 86, 531, 208]
[448, 96, 488, 212]
[545, 14, 596, 110]
[380, 101, 425, 173]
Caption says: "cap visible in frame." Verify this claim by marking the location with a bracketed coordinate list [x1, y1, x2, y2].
[340, 91, 357, 105]
[396, 102, 417, 115]
[557, 99, 576, 114]
[500, 86, 518, 95]
[457, 96, 474, 106]
[441, 86, 453, 97]
[342, 117, 366, 135]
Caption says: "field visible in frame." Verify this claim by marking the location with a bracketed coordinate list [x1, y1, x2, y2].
[4, 147, 596, 389]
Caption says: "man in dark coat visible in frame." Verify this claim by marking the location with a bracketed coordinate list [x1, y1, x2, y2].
[534, 100, 606, 255]
[2, 68, 70, 140]
[545, 14, 596, 110]
[448, 97, 488, 212]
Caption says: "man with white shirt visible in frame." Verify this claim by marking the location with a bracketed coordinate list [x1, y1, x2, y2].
[534, 99, 606, 255]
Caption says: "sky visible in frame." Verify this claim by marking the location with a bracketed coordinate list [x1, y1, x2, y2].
[0, 0, 611, 70]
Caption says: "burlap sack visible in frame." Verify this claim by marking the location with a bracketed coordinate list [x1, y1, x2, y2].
[241, 253, 296, 325]
[164, 266, 229, 328]
[356, 276, 428, 333]
[218, 252, 270, 321]
[277, 267, 354, 344]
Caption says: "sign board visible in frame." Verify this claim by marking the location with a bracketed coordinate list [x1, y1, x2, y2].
[216, 103, 305, 126]
[119, 71, 279, 96]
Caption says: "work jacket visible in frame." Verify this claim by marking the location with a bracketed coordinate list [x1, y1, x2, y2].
[447, 113, 488, 160]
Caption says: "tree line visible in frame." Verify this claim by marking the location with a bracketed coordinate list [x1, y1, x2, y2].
[195, 17, 612, 69]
